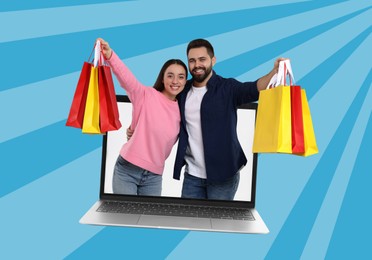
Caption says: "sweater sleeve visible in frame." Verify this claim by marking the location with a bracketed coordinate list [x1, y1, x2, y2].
[106, 51, 146, 103]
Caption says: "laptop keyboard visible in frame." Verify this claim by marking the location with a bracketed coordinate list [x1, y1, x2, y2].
[97, 201, 255, 221]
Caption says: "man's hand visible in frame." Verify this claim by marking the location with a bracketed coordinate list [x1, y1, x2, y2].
[257, 57, 289, 91]
[126, 127, 134, 141]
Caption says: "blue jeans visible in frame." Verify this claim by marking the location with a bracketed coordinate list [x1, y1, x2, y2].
[112, 156, 162, 196]
[181, 172, 240, 200]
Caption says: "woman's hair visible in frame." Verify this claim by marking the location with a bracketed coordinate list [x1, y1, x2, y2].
[153, 59, 188, 92]
[186, 38, 214, 58]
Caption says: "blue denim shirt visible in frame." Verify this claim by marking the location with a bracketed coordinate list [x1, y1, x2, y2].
[173, 71, 259, 183]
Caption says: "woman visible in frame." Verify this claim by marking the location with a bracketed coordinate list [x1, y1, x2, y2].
[98, 38, 187, 196]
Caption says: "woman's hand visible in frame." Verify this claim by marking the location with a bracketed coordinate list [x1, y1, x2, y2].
[96, 38, 112, 60]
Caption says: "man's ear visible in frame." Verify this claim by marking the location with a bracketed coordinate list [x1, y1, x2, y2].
[212, 56, 216, 66]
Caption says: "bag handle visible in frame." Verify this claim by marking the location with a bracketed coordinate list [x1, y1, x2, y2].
[87, 44, 95, 63]
[86, 40, 107, 67]
[93, 40, 101, 67]
[265, 60, 296, 89]
[266, 73, 277, 89]
[86, 41, 101, 65]
[276, 60, 295, 86]
[284, 60, 295, 85]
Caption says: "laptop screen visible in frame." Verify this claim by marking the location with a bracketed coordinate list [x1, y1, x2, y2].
[100, 95, 258, 207]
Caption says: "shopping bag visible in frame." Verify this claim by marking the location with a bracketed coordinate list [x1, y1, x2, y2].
[252, 85, 292, 153]
[82, 66, 101, 134]
[295, 90, 318, 156]
[67, 40, 121, 134]
[281, 60, 305, 153]
[290, 86, 305, 153]
[253, 59, 318, 156]
[284, 60, 317, 156]
[290, 85, 305, 153]
[276, 60, 305, 153]
[65, 62, 92, 128]
[253, 60, 295, 153]
[98, 64, 122, 132]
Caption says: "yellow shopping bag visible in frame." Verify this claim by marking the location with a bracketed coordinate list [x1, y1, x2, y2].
[82, 66, 101, 134]
[252, 85, 292, 153]
[295, 90, 318, 156]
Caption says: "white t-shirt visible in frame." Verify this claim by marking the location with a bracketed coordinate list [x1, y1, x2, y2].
[184, 86, 208, 179]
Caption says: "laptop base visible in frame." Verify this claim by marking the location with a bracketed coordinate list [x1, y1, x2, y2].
[80, 200, 269, 234]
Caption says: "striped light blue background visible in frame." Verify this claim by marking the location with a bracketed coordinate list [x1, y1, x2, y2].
[1, 0, 371, 259]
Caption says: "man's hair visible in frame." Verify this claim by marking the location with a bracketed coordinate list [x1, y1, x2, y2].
[186, 38, 214, 58]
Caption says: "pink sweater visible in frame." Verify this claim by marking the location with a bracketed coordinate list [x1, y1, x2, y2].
[107, 52, 180, 175]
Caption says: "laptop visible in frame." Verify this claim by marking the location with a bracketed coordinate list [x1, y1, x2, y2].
[80, 95, 269, 234]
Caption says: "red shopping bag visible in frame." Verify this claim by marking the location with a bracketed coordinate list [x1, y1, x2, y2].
[296, 89, 319, 156]
[66, 62, 92, 128]
[282, 61, 305, 153]
[284, 61, 317, 156]
[290, 85, 305, 153]
[98, 64, 122, 132]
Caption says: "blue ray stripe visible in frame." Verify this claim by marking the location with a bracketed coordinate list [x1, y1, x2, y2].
[1, 1, 347, 92]
[0, 149, 104, 259]
[0, 120, 101, 197]
[65, 227, 188, 259]
[265, 67, 372, 258]
[0, 71, 103, 144]
[300, 71, 372, 259]
[325, 111, 372, 259]
[2, 0, 327, 13]
[214, 7, 370, 80]
[0, 0, 334, 43]
[298, 26, 372, 100]
[235, 7, 371, 86]
[122, 2, 370, 89]
[0, 0, 133, 12]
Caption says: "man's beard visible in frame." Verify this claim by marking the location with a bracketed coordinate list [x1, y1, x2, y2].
[191, 64, 212, 83]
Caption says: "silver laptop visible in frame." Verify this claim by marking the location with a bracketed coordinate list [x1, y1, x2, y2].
[80, 95, 269, 234]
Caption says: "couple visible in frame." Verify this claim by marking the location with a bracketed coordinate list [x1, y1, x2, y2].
[98, 38, 285, 200]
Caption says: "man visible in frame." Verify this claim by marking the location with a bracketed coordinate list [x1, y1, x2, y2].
[128, 38, 286, 200]
[173, 38, 286, 200]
